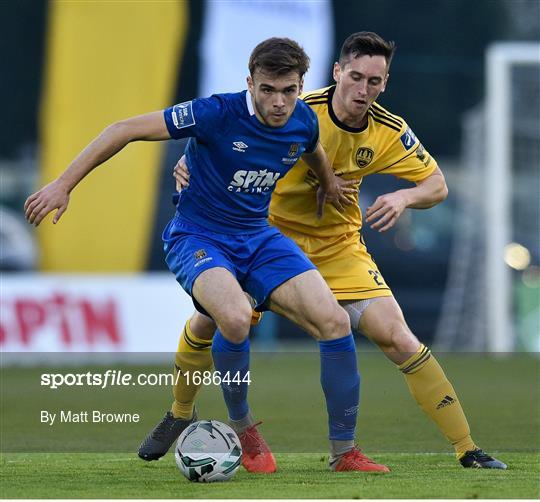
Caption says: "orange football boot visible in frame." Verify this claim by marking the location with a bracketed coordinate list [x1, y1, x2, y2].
[331, 447, 389, 472]
[238, 422, 277, 473]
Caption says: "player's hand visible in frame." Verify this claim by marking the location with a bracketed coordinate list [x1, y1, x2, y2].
[316, 176, 359, 218]
[173, 155, 190, 192]
[24, 180, 70, 226]
[365, 191, 407, 232]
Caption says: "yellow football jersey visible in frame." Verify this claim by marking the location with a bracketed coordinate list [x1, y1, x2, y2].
[269, 85, 437, 238]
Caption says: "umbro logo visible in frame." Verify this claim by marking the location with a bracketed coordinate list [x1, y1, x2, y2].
[436, 395, 456, 409]
[344, 405, 359, 416]
[232, 141, 248, 153]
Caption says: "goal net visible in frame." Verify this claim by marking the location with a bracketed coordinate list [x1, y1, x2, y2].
[435, 42, 540, 353]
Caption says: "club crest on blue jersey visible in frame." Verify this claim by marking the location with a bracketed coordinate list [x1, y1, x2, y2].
[193, 248, 213, 268]
[400, 127, 418, 150]
[171, 102, 195, 129]
[194, 249, 207, 260]
[228, 169, 282, 193]
[288, 143, 299, 157]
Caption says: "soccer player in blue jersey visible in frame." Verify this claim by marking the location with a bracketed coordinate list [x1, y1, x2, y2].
[25, 38, 380, 474]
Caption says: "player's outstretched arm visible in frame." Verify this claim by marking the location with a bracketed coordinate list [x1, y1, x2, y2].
[24, 111, 170, 226]
[366, 166, 448, 232]
[302, 142, 357, 217]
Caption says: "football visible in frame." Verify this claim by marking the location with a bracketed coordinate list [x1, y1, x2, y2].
[175, 420, 242, 482]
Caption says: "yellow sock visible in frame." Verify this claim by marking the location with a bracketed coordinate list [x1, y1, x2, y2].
[171, 320, 213, 419]
[398, 345, 476, 457]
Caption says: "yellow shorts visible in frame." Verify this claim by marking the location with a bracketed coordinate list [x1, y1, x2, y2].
[277, 227, 392, 301]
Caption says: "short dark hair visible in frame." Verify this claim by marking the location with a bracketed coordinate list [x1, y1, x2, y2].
[339, 32, 396, 70]
[249, 37, 310, 78]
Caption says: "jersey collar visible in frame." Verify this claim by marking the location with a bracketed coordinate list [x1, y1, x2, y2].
[245, 90, 255, 116]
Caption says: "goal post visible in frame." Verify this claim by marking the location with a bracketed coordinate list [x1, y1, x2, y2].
[435, 42, 539, 353]
[485, 42, 540, 352]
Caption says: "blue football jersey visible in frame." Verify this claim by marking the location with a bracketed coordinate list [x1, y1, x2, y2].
[163, 91, 319, 233]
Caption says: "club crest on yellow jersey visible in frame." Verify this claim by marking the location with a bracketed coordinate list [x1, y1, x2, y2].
[355, 147, 374, 168]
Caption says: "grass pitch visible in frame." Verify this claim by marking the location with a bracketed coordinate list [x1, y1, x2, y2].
[1, 452, 539, 499]
[1, 352, 539, 498]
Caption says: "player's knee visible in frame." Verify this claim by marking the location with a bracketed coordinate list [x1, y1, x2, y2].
[317, 306, 351, 341]
[190, 312, 217, 341]
[216, 307, 252, 344]
[385, 322, 419, 354]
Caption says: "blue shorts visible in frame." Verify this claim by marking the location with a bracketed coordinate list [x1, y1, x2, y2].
[162, 215, 316, 313]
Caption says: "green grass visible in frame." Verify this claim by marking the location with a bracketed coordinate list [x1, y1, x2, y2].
[1, 352, 539, 498]
[1, 452, 538, 498]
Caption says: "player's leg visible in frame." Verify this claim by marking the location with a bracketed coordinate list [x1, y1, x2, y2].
[172, 295, 262, 422]
[171, 311, 215, 420]
[165, 219, 255, 432]
[311, 231, 505, 469]
[267, 270, 388, 472]
[191, 270, 276, 473]
[147, 265, 266, 469]
[141, 219, 252, 462]
[138, 311, 214, 460]
[264, 229, 388, 471]
[353, 296, 506, 469]
[141, 304, 267, 464]
[138, 271, 250, 462]
[191, 266, 254, 424]
[172, 293, 263, 419]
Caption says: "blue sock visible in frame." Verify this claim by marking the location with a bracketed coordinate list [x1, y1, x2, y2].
[319, 334, 360, 441]
[211, 330, 250, 421]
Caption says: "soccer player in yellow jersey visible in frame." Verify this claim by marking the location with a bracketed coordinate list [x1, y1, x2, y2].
[140, 32, 506, 471]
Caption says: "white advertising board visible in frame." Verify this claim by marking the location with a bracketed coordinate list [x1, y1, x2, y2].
[199, 0, 333, 96]
[1, 274, 194, 355]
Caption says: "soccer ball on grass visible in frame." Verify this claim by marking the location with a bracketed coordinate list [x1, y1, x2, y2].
[175, 420, 242, 482]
